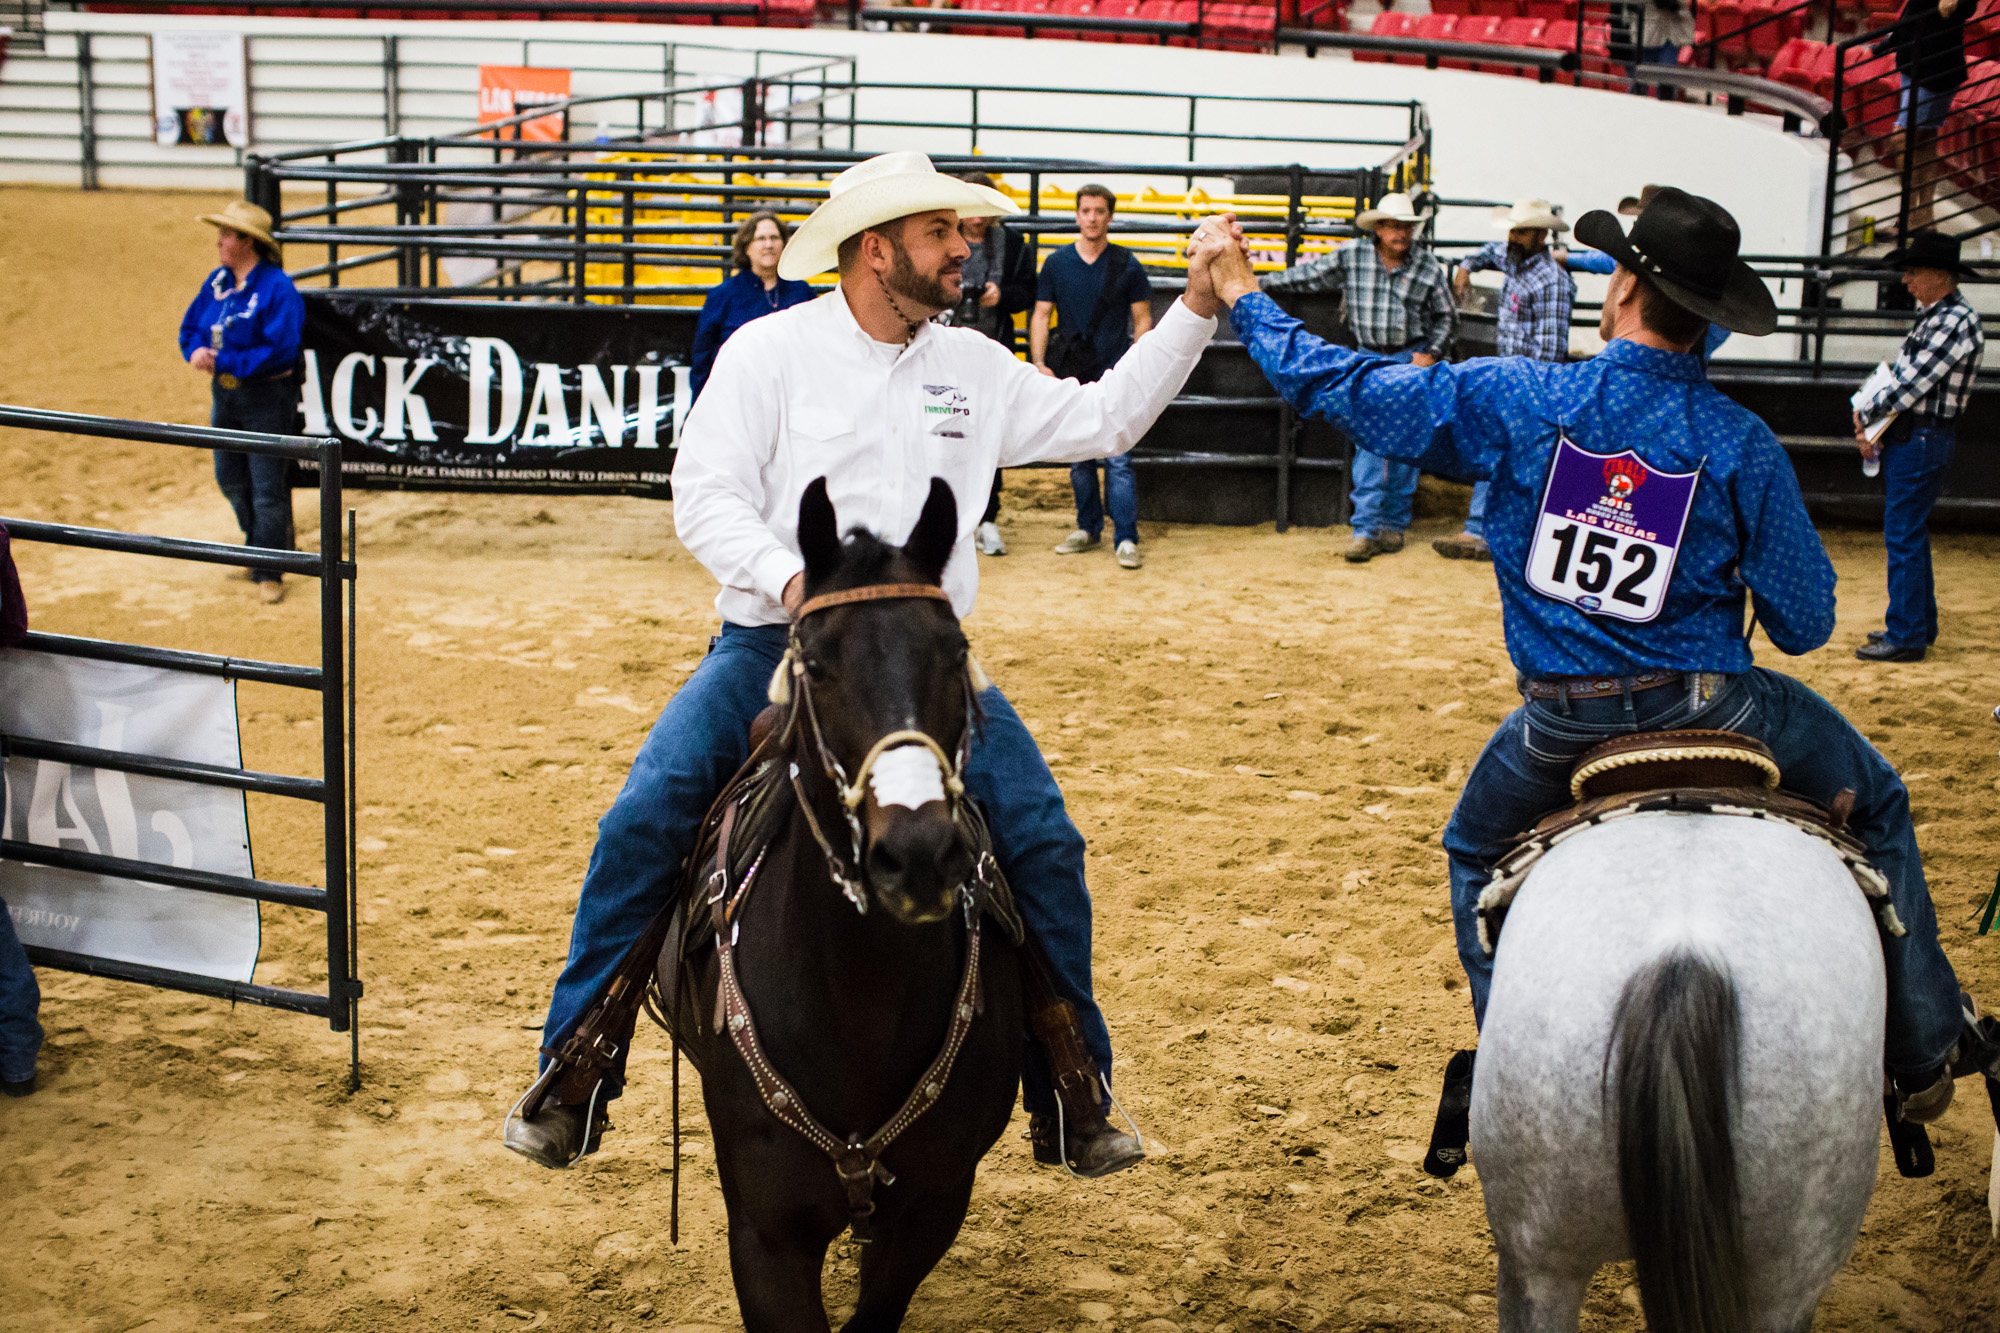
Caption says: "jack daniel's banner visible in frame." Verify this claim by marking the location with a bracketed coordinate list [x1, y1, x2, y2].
[298, 294, 705, 498]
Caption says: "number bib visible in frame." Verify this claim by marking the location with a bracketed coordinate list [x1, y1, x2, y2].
[1524, 436, 1701, 624]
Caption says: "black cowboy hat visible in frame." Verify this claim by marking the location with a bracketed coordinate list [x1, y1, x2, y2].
[1881, 228, 1979, 279]
[1573, 186, 1777, 337]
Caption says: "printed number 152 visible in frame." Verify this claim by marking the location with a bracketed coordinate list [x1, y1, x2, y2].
[1546, 523, 1656, 607]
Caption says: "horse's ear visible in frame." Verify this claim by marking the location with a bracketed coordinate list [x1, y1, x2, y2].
[903, 477, 958, 584]
[798, 476, 840, 582]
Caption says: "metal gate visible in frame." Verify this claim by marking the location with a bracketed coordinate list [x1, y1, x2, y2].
[0, 405, 362, 1088]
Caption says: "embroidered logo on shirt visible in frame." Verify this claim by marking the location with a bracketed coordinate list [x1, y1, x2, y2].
[922, 383, 971, 439]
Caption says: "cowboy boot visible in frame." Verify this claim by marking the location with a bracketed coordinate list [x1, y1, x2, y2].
[1021, 955, 1142, 1178]
[504, 1079, 610, 1169]
[1893, 992, 2000, 1125]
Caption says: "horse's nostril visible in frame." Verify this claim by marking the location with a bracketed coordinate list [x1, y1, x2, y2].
[867, 842, 907, 883]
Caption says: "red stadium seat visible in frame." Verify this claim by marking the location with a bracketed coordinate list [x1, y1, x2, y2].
[1356, 7, 1415, 61]
[1493, 13, 1547, 73]
[1404, 11, 1458, 63]
[1447, 13, 1501, 67]
[1767, 37, 1823, 89]
[1470, 0, 1521, 14]
[1430, 0, 1473, 12]
[1519, 0, 1571, 17]
[1049, 0, 1096, 41]
[1841, 47, 1903, 144]
[1087, 0, 1144, 41]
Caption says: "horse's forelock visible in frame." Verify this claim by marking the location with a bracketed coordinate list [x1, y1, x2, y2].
[817, 527, 937, 595]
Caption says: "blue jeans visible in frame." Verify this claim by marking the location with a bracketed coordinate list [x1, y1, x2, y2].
[1070, 454, 1138, 546]
[1463, 480, 1490, 538]
[1880, 423, 1955, 648]
[1442, 668, 1961, 1080]
[0, 897, 43, 1084]
[1898, 75, 1952, 131]
[1348, 346, 1421, 537]
[540, 622, 1111, 1115]
[211, 378, 297, 585]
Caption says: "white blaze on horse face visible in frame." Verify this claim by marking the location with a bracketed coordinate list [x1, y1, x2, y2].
[870, 745, 948, 810]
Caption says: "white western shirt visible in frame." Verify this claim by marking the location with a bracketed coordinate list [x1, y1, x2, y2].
[671, 284, 1218, 626]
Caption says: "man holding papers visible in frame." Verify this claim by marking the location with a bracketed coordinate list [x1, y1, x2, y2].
[1851, 229, 1985, 663]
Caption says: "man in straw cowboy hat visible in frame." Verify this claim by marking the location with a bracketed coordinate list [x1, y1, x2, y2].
[1189, 186, 1987, 1123]
[1264, 191, 1458, 563]
[505, 151, 1235, 1174]
[178, 200, 304, 605]
[1439, 198, 1580, 562]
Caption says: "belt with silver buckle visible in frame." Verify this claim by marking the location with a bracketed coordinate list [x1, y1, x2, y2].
[1520, 670, 1684, 702]
[215, 370, 292, 391]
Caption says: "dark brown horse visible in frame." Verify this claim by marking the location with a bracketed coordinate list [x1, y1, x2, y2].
[664, 477, 1024, 1332]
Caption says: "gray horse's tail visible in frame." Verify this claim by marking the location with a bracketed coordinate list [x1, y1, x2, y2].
[1608, 949, 1748, 1333]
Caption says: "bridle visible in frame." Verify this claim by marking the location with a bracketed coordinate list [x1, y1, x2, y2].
[770, 581, 990, 914]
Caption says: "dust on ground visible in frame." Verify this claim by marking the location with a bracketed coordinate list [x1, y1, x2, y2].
[3, 187, 2000, 1333]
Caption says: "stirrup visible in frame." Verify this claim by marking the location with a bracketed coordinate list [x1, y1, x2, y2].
[503, 1066, 608, 1169]
[1049, 1072, 1144, 1179]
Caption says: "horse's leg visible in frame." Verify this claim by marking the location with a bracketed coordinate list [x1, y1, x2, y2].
[840, 1169, 978, 1333]
[727, 1222, 834, 1333]
[1495, 1253, 1589, 1333]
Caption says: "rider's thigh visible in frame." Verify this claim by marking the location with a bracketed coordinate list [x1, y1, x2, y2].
[608, 625, 787, 830]
[1443, 706, 1574, 863]
[1737, 668, 1904, 816]
[963, 685, 1086, 872]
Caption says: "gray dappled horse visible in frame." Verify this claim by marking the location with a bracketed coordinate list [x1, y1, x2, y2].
[1473, 811, 1883, 1333]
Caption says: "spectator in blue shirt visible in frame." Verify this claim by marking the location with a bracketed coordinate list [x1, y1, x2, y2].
[180, 201, 305, 605]
[0, 520, 42, 1099]
[1032, 185, 1155, 570]
[689, 211, 815, 401]
[1188, 189, 1971, 1120]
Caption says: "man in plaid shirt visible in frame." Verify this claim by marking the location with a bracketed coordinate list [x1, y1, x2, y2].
[1265, 192, 1458, 563]
[1441, 199, 1579, 561]
[1852, 228, 1985, 662]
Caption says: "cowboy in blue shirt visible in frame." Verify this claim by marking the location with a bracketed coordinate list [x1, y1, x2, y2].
[1189, 189, 1977, 1121]
[179, 201, 305, 605]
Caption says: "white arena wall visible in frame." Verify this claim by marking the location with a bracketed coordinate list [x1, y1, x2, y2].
[4, 13, 1838, 360]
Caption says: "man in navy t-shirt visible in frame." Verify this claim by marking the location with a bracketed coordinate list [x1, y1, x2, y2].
[1031, 184, 1155, 569]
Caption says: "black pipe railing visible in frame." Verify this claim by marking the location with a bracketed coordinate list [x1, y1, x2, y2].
[0, 404, 363, 1089]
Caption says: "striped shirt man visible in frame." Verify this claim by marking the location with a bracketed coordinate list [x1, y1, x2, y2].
[1854, 287, 1985, 426]
[1265, 239, 1458, 358]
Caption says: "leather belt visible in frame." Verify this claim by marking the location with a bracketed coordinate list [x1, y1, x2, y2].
[215, 370, 293, 391]
[1520, 670, 1684, 702]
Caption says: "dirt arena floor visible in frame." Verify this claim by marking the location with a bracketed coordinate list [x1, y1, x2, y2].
[4, 187, 2000, 1333]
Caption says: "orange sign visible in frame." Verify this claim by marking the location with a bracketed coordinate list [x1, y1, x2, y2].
[477, 66, 573, 143]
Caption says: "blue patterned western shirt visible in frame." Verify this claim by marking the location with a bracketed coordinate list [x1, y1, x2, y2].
[1231, 292, 1836, 677]
[1457, 241, 1576, 362]
[1264, 239, 1458, 357]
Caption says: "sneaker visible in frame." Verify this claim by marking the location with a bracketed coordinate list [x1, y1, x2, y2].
[1053, 530, 1101, 555]
[1115, 540, 1142, 569]
[976, 521, 1007, 556]
[1432, 531, 1493, 562]
[257, 580, 286, 605]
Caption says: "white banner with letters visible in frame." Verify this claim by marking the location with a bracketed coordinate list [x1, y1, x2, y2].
[151, 31, 251, 149]
[0, 650, 260, 982]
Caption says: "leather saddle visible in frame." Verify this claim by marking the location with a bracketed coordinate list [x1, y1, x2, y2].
[1475, 728, 1904, 954]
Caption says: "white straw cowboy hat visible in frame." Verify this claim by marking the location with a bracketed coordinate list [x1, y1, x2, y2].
[778, 152, 1019, 281]
[1353, 192, 1430, 233]
[197, 199, 281, 257]
[1492, 198, 1568, 233]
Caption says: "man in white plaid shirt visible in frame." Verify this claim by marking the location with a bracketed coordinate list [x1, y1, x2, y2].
[1265, 192, 1458, 563]
[1852, 229, 1984, 663]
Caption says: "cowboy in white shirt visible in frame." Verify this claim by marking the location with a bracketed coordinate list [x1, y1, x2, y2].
[506, 152, 1230, 1174]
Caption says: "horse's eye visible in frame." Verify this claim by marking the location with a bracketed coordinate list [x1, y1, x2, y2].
[803, 657, 831, 681]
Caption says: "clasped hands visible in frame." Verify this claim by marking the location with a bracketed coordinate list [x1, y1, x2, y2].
[1182, 214, 1262, 318]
